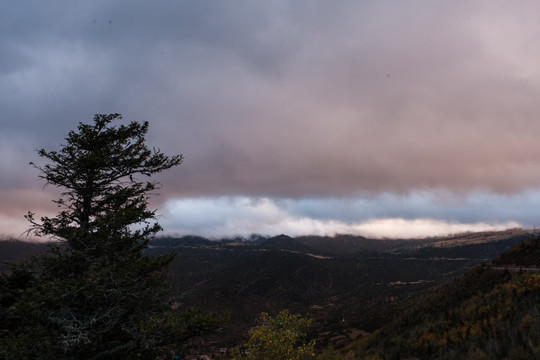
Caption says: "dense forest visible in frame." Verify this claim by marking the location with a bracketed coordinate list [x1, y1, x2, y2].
[340, 237, 540, 359]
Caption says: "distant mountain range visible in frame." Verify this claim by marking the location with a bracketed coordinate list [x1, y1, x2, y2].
[2, 228, 538, 357]
[144, 229, 534, 348]
[0, 240, 50, 269]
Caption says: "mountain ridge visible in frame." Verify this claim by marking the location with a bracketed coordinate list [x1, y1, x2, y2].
[2, 228, 537, 355]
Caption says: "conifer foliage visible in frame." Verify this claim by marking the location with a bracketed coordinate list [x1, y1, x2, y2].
[26, 113, 182, 252]
[0, 114, 185, 359]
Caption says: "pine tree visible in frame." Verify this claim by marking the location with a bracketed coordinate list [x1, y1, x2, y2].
[1, 114, 187, 359]
[26, 113, 182, 253]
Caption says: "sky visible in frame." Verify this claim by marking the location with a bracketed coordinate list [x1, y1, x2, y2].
[2, 0, 540, 240]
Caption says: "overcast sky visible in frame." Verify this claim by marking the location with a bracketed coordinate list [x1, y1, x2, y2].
[2, 0, 540, 240]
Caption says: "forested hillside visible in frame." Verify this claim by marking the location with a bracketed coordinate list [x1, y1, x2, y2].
[492, 237, 540, 267]
[2, 230, 537, 358]
[351, 237, 540, 359]
[142, 230, 531, 352]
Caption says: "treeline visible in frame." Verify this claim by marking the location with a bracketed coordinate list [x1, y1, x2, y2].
[492, 236, 540, 267]
[350, 264, 540, 359]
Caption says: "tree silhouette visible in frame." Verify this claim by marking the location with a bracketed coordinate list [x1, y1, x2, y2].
[0, 114, 190, 359]
[26, 113, 182, 253]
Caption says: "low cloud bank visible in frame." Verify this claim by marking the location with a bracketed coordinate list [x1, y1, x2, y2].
[161, 195, 523, 239]
[1, 191, 531, 240]
[0, 215, 32, 240]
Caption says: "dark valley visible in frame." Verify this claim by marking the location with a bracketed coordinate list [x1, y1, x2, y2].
[149, 229, 536, 355]
[2, 228, 539, 358]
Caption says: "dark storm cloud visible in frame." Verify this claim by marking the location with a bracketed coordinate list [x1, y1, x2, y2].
[2, 1, 540, 237]
[141, 0, 540, 198]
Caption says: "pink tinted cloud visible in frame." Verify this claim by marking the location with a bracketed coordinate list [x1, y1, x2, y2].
[135, 1, 540, 199]
[3, 1, 540, 239]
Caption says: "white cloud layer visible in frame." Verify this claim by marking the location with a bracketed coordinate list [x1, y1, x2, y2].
[161, 194, 524, 239]
[0, 215, 31, 240]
